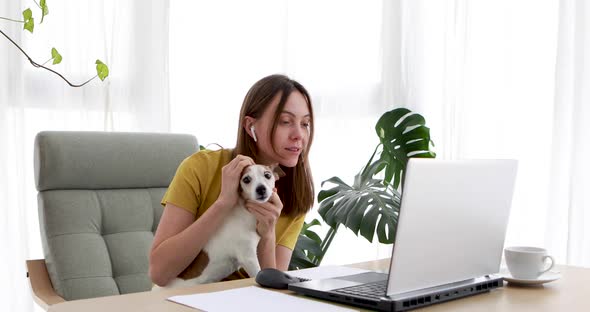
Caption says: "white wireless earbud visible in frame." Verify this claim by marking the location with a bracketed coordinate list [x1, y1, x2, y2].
[250, 125, 257, 142]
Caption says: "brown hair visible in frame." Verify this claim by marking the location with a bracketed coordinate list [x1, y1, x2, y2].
[234, 74, 314, 217]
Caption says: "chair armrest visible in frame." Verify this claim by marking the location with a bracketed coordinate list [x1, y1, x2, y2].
[26, 259, 66, 310]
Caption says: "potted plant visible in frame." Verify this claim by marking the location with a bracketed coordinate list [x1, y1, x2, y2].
[290, 107, 436, 269]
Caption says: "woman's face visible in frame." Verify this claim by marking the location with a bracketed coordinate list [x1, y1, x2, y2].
[253, 91, 311, 167]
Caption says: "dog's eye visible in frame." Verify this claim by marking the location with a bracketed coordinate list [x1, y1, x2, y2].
[242, 176, 251, 184]
[264, 172, 272, 179]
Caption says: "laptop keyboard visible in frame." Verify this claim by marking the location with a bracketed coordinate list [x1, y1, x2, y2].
[332, 280, 387, 300]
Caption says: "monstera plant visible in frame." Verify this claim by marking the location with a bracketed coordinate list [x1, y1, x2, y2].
[289, 108, 436, 270]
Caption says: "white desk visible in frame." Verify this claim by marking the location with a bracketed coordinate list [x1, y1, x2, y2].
[46, 258, 589, 312]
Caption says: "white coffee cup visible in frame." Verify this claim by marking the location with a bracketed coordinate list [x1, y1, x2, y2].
[504, 246, 555, 279]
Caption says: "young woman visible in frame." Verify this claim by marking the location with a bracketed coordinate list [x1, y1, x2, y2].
[149, 74, 315, 287]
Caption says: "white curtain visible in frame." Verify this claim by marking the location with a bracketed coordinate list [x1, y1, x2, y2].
[0, 1, 170, 311]
[383, 0, 590, 268]
[546, 0, 590, 267]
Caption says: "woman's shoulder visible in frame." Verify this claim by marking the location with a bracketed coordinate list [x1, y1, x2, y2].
[180, 148, 234, 169]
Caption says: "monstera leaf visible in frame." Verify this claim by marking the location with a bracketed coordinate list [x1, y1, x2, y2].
[289, 219, 324, 270]
[318, 160, 401, 244]
[371, 108, 436, 189]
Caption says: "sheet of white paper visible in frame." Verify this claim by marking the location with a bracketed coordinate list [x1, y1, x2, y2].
[168, 286, 356, 312]
[288, 265, 372, 280]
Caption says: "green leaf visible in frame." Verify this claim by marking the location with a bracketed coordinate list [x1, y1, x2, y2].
[51, 48, 62, 65]
[300, 219, 322, 244]
[296, 235, 323, 257]
[317, 169, 401, 243]
[359, 205, 380, 242]
[373, 108, 436, 188]
[288, 256, 316, 270]
[303, 230, 322, 244]
[377, 214, 396, 243]
[320, 176, 353, 189]
[303, 218, 321, 228]
[40, 0, 49, 23]
[317, 188, 339, 203]
[345, 195, 369, 234]
[23, 8, 32, 20]
[289, 218, 326, 270]
[23, 8, 34, 33]
[95, 59, 109, 81]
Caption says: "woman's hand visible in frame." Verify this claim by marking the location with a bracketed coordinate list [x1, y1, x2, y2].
[218, 154, 254, 208]
[246, 188, 283, 238]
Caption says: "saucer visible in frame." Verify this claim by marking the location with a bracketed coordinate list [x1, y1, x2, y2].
[501, 271, 562, 286]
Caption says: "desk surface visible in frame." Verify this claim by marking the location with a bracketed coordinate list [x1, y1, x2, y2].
[47, 259, 588, 312]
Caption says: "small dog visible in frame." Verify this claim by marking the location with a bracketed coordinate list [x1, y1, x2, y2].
[155, 164, 284, 289]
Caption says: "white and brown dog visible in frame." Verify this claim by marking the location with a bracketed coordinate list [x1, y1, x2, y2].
[155, 164, 284, 289]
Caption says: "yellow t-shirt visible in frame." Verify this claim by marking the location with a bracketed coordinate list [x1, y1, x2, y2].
[161, 148, 305, 280]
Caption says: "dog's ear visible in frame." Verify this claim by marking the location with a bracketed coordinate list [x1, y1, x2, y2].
[271, 163, 286, 181]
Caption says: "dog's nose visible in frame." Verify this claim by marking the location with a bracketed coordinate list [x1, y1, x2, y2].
[256, 185, 267, 196]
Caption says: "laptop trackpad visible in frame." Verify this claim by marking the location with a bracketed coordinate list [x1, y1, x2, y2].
[335, 272, 388, 283]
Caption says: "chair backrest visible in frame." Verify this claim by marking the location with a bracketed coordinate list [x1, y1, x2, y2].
[34, 131, 198, 300]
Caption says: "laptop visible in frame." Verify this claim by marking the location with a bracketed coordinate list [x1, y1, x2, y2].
[289, 158, 518, 311]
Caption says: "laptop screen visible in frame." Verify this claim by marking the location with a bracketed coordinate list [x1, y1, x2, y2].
[386, 159, 518, 295]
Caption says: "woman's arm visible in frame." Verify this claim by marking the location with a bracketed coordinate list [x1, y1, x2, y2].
[149, 200, 234, 286]
[256, 239, 294, 271]
[275, 245, 294, 271]
[257, 234, 277, 269]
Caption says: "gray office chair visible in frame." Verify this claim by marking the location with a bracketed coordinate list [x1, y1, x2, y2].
[26, 131, 198, 309]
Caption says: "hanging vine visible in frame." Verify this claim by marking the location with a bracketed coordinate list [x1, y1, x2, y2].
[1, 1, 109, 87]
